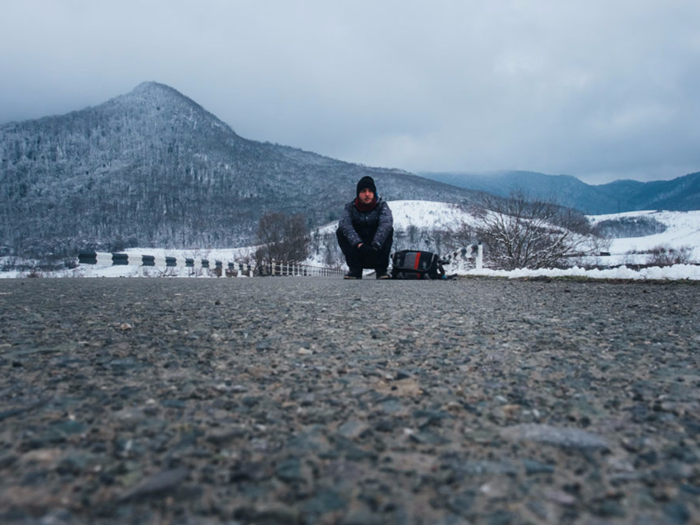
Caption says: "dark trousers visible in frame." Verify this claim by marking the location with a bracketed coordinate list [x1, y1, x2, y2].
[336, 228, 393, 273]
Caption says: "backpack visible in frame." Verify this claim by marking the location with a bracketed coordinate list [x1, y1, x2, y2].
[391, 250, 446, 280]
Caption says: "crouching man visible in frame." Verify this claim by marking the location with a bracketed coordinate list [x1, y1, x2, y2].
[336, 176, 394, 279]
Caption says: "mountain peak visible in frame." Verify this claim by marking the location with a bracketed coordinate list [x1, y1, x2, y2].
[115, 81, 198, 110]
[130, 81, 185, 98]
[102, 81, 239, 137]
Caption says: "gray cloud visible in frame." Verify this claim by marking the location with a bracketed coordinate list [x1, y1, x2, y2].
[1, 0, 699, 183]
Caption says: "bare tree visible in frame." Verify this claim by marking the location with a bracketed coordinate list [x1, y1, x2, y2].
[475, 191, 595, 270]
[255, 212, 310, 267]
[444, 217, 478, 253]
[407, 224, 419, 245]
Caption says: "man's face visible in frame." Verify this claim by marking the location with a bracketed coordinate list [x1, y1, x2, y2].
[358, 188, 375, 204]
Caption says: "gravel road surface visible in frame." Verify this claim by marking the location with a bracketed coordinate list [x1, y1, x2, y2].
[0, 277, 698, 524]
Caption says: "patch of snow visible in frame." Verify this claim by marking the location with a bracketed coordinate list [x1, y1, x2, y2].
[464, 264, 700, 281]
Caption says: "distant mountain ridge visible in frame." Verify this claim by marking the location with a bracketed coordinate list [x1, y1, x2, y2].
[419, 170, 700, 214]
[0, 82, 480, 257]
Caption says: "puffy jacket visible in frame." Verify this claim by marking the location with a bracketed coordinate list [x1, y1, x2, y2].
[338, 197, 394, 249]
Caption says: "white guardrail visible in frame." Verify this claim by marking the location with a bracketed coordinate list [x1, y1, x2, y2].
[77, 252, 345, 277]
[442, 244, 484, 272]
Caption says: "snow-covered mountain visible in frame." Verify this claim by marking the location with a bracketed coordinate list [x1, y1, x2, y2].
[0, 82, 481, 259]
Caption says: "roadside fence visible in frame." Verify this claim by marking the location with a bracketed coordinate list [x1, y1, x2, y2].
[77, 252, 344, 278]
[442, 244, 484, 272]
[262, 260, 345, 277]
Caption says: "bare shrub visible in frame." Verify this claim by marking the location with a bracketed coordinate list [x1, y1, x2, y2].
[161, 266, 179, 277]
[26, 267, 43, 278]
[1, 257, 18, 272]
[475, 191, 597, 270]
[255, 212, 310, 271]
[446, 221, 478, 252]
[647, 245, 695, 266]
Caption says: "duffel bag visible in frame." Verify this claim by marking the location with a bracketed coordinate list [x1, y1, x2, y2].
[391, 250, 445, 279]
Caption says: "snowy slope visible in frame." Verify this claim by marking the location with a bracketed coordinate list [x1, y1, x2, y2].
[389, 200, 478, 230]
[587, 210, 700, 261]
[316, 200, 476, 235]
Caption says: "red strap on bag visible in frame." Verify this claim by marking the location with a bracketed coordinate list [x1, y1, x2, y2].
[413, 252, 422, 270]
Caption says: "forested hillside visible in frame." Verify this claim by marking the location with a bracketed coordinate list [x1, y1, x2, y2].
[0, 82, 478, 258]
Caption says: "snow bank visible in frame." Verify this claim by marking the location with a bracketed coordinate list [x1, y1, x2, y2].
[462, 264, 700, 281]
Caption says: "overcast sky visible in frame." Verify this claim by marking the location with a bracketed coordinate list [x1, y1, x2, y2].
[2, 0, 699, 183]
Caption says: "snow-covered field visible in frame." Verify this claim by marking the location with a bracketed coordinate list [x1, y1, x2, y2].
[587, 210, 700, 261]
[2, 203, 699, 280]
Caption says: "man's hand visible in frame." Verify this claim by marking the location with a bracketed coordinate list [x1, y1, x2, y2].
[359, 244, 374, 257]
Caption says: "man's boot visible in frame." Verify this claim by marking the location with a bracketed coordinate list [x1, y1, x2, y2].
[344, 268, 363, 279]
[375, 268, 390, 279]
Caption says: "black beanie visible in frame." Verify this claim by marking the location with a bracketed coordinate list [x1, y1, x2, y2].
[356, 176, 377, 197]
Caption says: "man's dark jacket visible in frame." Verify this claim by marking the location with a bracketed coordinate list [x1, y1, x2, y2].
[338, 197, 393, 249]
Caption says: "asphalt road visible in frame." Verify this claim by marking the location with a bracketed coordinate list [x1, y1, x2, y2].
[0, 277, 698, 524]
